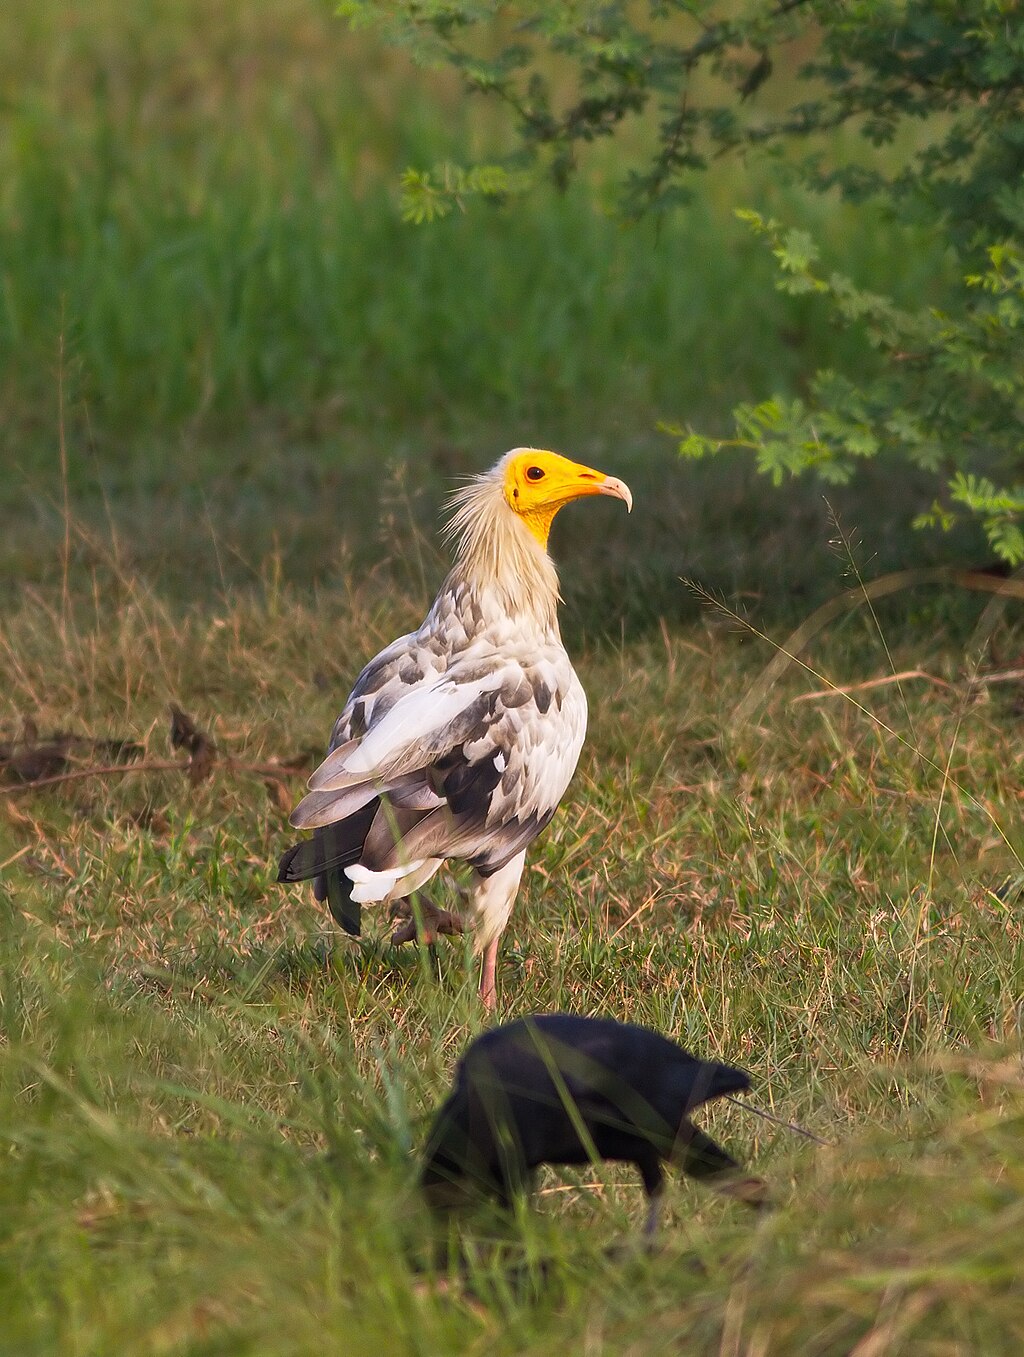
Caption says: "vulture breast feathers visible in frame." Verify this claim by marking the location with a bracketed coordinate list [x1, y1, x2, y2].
[277, 448, 632, 1003]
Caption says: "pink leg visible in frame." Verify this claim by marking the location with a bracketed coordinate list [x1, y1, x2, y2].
[469, 851, 524, 1012]
[479, 936, 500, 1011]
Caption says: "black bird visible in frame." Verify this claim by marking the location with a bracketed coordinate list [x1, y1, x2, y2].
[421, 1014, 768, 1235]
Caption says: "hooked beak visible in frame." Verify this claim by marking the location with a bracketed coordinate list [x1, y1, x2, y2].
[597, 474, 633, 513]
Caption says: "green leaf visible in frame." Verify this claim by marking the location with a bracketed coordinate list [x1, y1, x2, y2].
[677, 433, 718, 460]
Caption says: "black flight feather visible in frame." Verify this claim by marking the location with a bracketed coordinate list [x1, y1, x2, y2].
[277, 798, 381, 936]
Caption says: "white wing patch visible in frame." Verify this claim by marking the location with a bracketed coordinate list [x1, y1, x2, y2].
[335, 673, 502, 780]
[346, 860, 426, 902]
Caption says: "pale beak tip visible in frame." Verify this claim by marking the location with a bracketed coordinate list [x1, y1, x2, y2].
[599, 475, 633, 513]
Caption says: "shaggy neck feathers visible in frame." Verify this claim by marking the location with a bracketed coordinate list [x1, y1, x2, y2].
[443, 465, 561, 633]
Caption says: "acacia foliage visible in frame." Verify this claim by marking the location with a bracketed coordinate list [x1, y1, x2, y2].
[340, 0, 1024, 562]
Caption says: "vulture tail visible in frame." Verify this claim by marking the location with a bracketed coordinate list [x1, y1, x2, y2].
[323, 866, 361, 936]
[277, 798, 379, 936]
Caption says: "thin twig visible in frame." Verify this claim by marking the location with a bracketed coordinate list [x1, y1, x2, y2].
[967, 668, 1024, 686]
[2, 758, 185, 792]
[1, 757, 304, 798]
[722, 1095, 832, 1146]
[732, 568, 1024, 721]
[791, 669, 953, 704]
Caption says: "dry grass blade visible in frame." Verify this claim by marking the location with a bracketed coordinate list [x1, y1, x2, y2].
[791, 670, 953, 703]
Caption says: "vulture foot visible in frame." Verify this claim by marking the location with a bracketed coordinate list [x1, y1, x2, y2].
[390, 897, 467, 947]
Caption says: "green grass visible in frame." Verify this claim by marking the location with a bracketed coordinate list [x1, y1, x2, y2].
[2, 535, 1022, 1352]
[3, 0, 1023, 1350]
[3, 0, 948, 468]
[2, 0, 973, 618]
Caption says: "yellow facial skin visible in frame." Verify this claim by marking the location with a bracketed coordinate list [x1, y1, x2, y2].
[502, 449, 633, 547]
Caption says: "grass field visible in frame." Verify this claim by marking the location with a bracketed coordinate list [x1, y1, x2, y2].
[3, 0, 1024, 1352]
[2, 550, 1023, 1353]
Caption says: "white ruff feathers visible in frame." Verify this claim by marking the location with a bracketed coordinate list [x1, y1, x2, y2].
[443, 452, 560, 632]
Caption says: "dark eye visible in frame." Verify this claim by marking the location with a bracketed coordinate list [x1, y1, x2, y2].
[525, 466, 545, 482]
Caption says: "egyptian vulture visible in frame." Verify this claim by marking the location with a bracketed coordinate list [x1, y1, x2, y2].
[277, 448, 631, 1008]
[420, 1014, 768, 1234]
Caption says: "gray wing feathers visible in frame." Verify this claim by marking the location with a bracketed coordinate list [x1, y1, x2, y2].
[290, 632, 587, 880]
[289, 781, 378, 830]
[290, 770, 445, 830]
[310, 677, 504, 793]
[305, 737, 361, 792]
